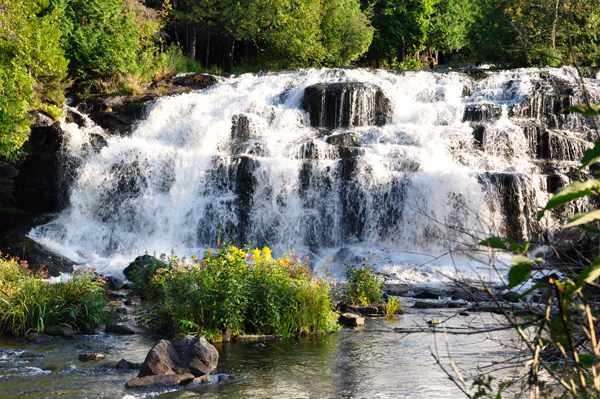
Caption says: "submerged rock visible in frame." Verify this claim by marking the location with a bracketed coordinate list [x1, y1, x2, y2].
[79, 353, 105, 361]
[105, 324, 135, 335]
[125, 373, 195, 389]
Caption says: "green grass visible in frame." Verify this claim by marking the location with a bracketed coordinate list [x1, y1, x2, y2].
[132, 244, 340, 338]
[344, 264, 384, 306]
[0, 255, 108, 336]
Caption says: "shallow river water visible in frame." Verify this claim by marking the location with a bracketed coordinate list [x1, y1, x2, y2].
[0, 305, 526, 399]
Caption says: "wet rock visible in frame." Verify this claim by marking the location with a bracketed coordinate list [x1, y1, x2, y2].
[414, 291, 440, 299]
[105, 325, 135, 335]
[107, 300, 122, 307]
[463, 103, 503, 122]
[29, 111, 55, 128]
[303, 82, 392, 129]
[124, 297, 141, 306]
[20, 351, 42, 358]
[106, 276, 125, 290]
[117, 359, 142, 370]
[125, 373, 195, 389]
[116, 307, 128, 314]
[342, 303, 386, 316]
[427, 319, 442, 325]
[137, 335, 219, 378]
[79, 353, 106, 361]
[25, 333, 55, 343]
[45, 325, 77, 337]
[459, 311, 470, 316]
[338, 312, 365, 327]
[123, 255, 166, 281]
[412, 301, 445, 309]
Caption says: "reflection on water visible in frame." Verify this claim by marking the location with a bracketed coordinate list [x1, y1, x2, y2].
[0, 309, 525, 399]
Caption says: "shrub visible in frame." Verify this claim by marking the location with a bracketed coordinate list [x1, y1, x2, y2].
[384, 296, 402, 316]
[344, 264, 384, 306]
[0, 255, 108, 336]
[134, 244, 339, 338]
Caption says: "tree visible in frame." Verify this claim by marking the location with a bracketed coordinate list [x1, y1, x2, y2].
[321, 0, 374, 66]
[0, 0, 68, 160]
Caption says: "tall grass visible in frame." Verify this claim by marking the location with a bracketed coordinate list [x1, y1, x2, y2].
[133, 244, 340, 338]
[0, 255, 108, 336]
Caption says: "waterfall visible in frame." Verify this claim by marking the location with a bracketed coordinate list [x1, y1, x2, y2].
[29, 67, 600, 282]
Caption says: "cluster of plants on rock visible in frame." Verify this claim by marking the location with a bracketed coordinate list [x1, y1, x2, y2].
[344, 263, 385, 306]
[132, 243, 339, 338]
[0, 254, 108, 336]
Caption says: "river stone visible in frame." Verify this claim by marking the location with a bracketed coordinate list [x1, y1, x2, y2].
[412, 301, 445, 309]
[123, 255, 166, 281]
[117, 359, 141, 370]
[25, 333, 55, 343]
[45, 325, 77, 337]
[79, 353, 105, 361]
[338, 312, 365, 327]
[137, 335, 219, 378]
[125, 373, 195, 389]
[105, 324, 135, 335]
[106, 276, 125, 290]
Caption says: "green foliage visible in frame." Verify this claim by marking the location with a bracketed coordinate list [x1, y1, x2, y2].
[384, 296, 402, 316]
[344, 263, 384, 306]
[0, 255, 108, 336]
[134, 244, 339, 338]
[320, 0, 374, 66]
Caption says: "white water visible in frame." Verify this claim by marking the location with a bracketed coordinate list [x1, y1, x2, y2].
[29, 67, 600, 282]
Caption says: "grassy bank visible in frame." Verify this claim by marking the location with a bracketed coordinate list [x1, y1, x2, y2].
[0, 254, 108, 336]
[132, 244, 340, 339]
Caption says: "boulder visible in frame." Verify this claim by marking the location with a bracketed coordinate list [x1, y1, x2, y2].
[79, 353, 105, 361]
[338, 312, 365, 327]
[137, 335, 219, 378]
[125, 373, 195, 389]
[45, 325, 77, 337]
[106, 276, 125, 290]
[25, 333, 55, 343]
[303, 82, 392, 129]
[117, 359, 142, 370]
[123, 255, 166, 281]
[105, 324, 135, 335]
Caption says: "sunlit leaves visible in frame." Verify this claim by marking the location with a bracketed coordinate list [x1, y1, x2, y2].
[537, 179, 600, 220]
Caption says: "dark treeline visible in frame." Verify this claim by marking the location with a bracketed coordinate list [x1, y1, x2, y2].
[1, 0, 599, 160]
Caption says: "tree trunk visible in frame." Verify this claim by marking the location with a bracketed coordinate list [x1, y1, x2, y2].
[376, 59, 380, 69]
[552, 0, 559, 49]
[205, 27, 211, 69]
[189, 25, 197, 61]
[227, 35, 235, 72]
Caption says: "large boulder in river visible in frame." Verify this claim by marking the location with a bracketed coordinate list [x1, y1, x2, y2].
[123, 255, 166, 281]
[137, 335, 219, 378]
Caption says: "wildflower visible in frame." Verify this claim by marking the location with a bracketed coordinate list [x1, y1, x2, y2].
[230, 245, 238, 252]
[262, 247, 272, 259]
[206, 249, 212, 255]
[253, 248, 261, 259]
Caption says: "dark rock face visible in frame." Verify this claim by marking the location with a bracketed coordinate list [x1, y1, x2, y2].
[76, 73, 221, 136]
[137, 335, 219, 379]
[117, 359, 142, 370]
[302, 83, 392, 129]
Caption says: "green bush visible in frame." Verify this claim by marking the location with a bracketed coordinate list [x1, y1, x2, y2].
[0, 255, 108, 336]
[134, 244, 339, 338]
[344, 264, 384, 306]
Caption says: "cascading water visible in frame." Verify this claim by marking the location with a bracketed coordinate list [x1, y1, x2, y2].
[29, 67, 600, 282]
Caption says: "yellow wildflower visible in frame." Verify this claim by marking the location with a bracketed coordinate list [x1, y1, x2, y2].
[262, 247, 271, 259]
[206, 249, 212, 255]
[230, 245, 238, 252]
[253, 248, 261, 260]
